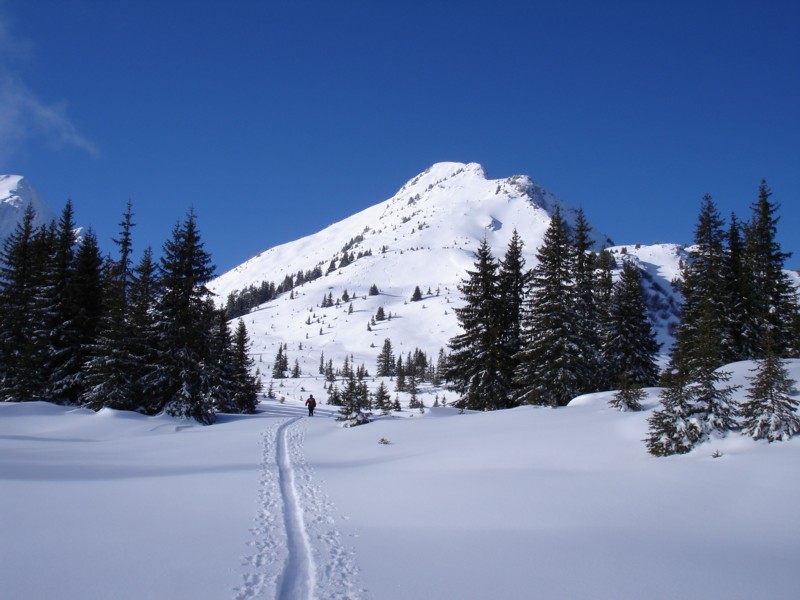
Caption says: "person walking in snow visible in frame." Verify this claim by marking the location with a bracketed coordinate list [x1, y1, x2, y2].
[305, 394, 317, 417]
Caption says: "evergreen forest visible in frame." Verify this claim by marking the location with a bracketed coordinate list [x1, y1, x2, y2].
[444, 183, 800, 453]
[0, 202, 260, 424]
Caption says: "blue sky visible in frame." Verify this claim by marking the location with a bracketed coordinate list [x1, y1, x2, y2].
[1, 0, 798, 274]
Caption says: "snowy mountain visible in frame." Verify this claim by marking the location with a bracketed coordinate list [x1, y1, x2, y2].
[0, 175, 56, 246]
[210, 162, 680, 385]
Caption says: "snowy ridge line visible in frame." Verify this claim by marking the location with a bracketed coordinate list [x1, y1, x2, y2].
[234, 419, 287, 600]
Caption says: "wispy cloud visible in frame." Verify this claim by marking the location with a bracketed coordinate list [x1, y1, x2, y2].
[0, 5, 98, 164]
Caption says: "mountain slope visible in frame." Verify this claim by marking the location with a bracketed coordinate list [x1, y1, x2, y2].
[209, 162, 681, 396]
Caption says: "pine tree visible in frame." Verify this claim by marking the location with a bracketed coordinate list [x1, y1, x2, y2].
[127, 247, 160, 412]
[272, 344, 287, 378]
[227, 319, 260, 413]
[205, 308, 237, 413]
[743, 180, 798, 356]
[0, 206, 44, 400]
[609, 374, 646, 412]
[496, 230, 527, 404]
[741, 338, 799, 442]
[445, 239, 505, 410]
[411, 285, 423, 302]
[603, 260, 660, 388]
[376, 338, 396, 377]
[53, 229, 104, 403]
[686, 348, 740, 438]
[373, 381, 391, 413]
[593, 249, 616, 391]
[336, 372, 371, 426]
[82, 205, 140, 411]
[721, 213, 755, 362]
[571, 209, 602, 394]
[670, 194, 729, 377]
[514, 208, 581, 406]
[646, 375, 702, 456]
[151, 211, 217, 424]
[36, 201, 80, 403]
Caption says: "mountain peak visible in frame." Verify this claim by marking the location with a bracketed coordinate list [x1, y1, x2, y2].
[0, 175, 57, 244]
[396, 162, 487, 197]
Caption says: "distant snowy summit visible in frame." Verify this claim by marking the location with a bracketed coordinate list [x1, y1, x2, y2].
[211, 161, 614, 300]
[0, 175, 56, 246]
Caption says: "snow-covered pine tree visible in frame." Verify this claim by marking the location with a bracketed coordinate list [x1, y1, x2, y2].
[609, 373, 646, 411]
[336, 372, 371, 426]
[151, 210, 217, 424]
[740, 338, 799, 442]
[645, 374, 702, 456]
[513, 207, 581, 407]
[445, 238, 505, 410]
[603, 260, 660, 389]
[686, 345, 740, 438]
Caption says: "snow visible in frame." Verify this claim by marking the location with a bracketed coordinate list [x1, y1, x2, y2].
[3, 163, 800, 598]
[0, 174, 57, 245]
[3, 360, 800, 599]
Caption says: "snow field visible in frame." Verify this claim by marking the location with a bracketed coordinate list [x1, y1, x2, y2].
[2, 360, 800, 600]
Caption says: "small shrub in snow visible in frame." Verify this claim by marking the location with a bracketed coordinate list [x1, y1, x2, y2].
[378, 437, 390, 445]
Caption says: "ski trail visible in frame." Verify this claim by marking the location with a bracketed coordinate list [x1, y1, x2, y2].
[234, 415, 366, 600]
[275, 417, 315, 600]
[285, 420, 366, 599]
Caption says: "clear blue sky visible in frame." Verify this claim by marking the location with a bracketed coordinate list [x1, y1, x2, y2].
[1, 0, 798, 273]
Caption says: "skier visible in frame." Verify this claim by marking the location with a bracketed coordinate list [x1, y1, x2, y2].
[305, 394, 317, 417]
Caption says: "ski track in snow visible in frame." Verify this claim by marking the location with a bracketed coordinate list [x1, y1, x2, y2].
[234, 416, 365, 600]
